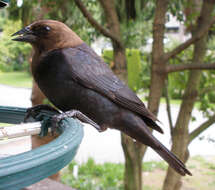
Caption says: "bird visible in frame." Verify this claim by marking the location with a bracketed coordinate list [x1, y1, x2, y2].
[12, 20, 191, 176]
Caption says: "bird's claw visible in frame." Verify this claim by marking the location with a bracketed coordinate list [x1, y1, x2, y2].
[24, 106, 102, 135]
[51, 110, 103, 132]
[24, 106, 41, 122]
[24, 104, 60, 122]
[24, 105, 60, 136]
[50, 113, 67, 135]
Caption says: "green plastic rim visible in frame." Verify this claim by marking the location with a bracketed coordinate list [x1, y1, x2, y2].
[0, 106, 84, 190]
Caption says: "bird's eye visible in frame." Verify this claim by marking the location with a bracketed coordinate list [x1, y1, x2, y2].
[32, 25, 51, 36]
[44, 26, 51, 31]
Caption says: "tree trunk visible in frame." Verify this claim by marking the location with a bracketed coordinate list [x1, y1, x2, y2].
[162, 69, 203, 190]
[31, 80, 46, 106]
[148, 0, 168, 113]
[121, 134, 147, 190]
[120, 1, 169, 189]
[99, 1, 146, 190]
[112, 43, 127, 81]
[162, 1, 214, 189]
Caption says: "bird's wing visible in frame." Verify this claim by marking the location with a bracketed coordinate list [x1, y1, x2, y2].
[62, 45, 161, 131]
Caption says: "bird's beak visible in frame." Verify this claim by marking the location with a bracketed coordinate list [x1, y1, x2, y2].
[12, 26, 36, 43]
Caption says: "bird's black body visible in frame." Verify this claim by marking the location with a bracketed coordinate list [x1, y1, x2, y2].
[33, 44, 120, 128]
[33, 43, 159, 131]
[12, 20, 192, 176]
[32, 43, 190, 175]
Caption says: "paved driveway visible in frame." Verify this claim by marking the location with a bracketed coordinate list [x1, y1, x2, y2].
[0, 84, 214, 163]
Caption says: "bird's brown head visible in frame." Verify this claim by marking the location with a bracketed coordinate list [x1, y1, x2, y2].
[12, 20, 83, 53]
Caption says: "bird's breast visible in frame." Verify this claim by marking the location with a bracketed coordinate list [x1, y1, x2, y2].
[33, 50, 120, 127]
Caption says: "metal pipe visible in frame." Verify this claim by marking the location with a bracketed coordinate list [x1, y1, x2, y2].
[0, 122, 42, 140]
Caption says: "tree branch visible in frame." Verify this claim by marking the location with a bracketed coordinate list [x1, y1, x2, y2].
[165, 16, 215, 61]
[166, 62, 215, 73]
[74, 0, 123, 48]
[188, 114, 215, 144]
[163, 79, 174, 135]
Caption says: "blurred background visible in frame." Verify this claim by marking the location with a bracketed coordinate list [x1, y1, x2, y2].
[0, 0, 215, 190]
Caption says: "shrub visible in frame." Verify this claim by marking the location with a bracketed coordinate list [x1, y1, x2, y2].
[0, 19, 31, 72]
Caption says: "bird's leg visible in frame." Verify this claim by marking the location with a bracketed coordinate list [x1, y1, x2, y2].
[24, 104, 60, 122]
[51, 110, 103, 132]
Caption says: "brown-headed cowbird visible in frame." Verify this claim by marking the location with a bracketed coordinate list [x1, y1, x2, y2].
[12, 20, 191, 176]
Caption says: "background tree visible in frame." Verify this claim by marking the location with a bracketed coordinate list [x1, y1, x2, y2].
[163, 1, 215, 189]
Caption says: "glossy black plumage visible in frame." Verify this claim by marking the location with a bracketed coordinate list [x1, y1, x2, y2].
[12, 20, 192, 176]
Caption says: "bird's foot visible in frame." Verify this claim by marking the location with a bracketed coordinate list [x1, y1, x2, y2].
[51, 110, 103, 132]
[24, 104, 60, 136]
[24, 104, 60, 122]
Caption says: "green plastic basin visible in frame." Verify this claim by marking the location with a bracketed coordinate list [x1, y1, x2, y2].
[0, 106, 83, 190]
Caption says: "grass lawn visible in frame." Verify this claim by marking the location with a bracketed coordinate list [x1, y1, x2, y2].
[0, 71, 32, 88]
[62, 156, 215, 190]
[142, 156, 215, 190]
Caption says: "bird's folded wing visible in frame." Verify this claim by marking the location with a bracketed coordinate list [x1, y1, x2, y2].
[62, 45, 157, 123]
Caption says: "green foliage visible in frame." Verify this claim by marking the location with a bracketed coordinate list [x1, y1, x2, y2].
[165, 41, 194, 100]
[39, 0, 101, 45]
[168, 0, 185, 22]
[168, 45, 192, 99]
[61, 158, 124, 190]
[0, 19, 31, 72]
[127, 49, 142, 91]
[7, 0, 154, 48]
[197, 50, 215, 117]
[142, 185, 154, 190]
[142, 161, 168, 172]
[102, 50, 114, 64]
[166, 41, 215, 118]
[121, 20, 152, 48]
[139, 51, 151, 91]
[115, 0, 154, 48]
[61, 158, 169, 190]
[119, 3, 153, 48]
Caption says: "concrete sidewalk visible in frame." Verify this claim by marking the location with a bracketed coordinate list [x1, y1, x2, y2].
[0, 84, 215, 163]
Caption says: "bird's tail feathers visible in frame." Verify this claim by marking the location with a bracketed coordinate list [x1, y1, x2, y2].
[154, 142, 192, 176]
[122, 119, 192, 176]
[142, 116, 164, 134]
